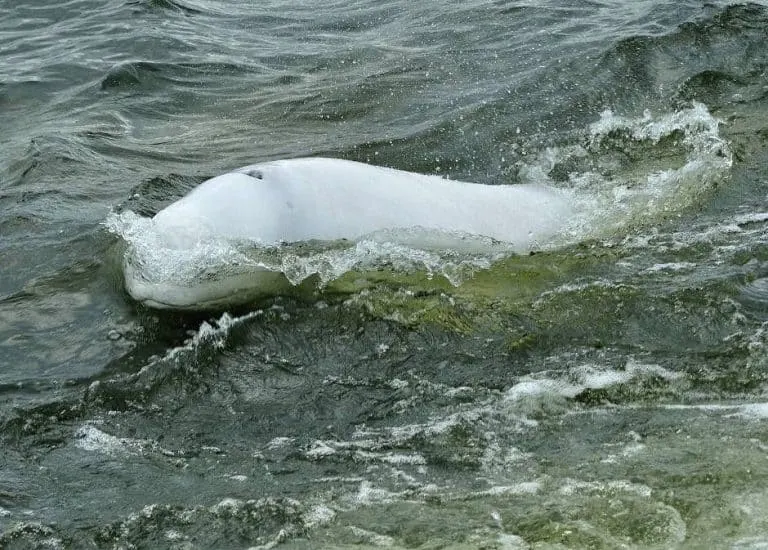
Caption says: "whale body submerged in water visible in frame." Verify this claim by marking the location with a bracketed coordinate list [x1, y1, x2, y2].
[123, 157, 577, 309]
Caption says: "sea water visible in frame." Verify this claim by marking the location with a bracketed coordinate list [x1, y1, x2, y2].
[2, 1, 768, 548]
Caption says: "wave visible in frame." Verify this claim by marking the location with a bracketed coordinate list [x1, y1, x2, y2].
[598, 3, 768, 108]
[8, 319, 764, 548]
[126, 0, 205, 15]
[99, 60, 254, 92]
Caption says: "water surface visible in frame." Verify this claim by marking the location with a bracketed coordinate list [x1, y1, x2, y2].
[3, 1, 768, 548]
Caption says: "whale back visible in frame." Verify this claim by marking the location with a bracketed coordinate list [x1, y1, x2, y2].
[152, 158, 575, 250]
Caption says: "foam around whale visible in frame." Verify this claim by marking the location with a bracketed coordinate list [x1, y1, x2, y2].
[121, 157, 577, 308]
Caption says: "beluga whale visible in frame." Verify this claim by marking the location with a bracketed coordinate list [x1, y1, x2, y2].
[119, 157, 577, 309]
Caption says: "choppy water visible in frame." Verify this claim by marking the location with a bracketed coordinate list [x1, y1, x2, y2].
[2, 0, 768, 548]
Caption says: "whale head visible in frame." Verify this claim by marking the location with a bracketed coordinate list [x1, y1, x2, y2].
[151, 170, 282, 248]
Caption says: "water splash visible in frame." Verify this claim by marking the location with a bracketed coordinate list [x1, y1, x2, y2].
[519, 101, 732, 237]
[106, 102, 732, 309]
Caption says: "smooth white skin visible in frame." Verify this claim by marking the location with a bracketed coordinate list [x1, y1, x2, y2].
[152, 157, 575, 250]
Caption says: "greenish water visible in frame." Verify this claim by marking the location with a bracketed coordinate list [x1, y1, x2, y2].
[3, 1, 768, 548]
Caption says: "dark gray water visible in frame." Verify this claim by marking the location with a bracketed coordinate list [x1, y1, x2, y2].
[3, 0, 768, 548]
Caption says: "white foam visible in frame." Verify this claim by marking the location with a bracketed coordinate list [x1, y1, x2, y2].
[351, 481, 403, 505]
[734, 212, 768, 226]
[266, 436, 294, 450]
[303, 505, 336, 528]
[134, 310, 262, 378]
[644, 262, 697, 273]
[305, 440, 337, 459]
[504, 378, 582, 402]
[355, 451, 427, 465]
[732, 537, 768, 550]
[658, 402, 768, 421]
[228, 475, 248, 482]
[534, 279, 624, 305]
[504, 360, 680, 404]
[75, 424, 146, 456]
[559, 478, 653, 498]
[164, 530, 183, 541]
[588, 102, 724, 150]
[480, 482, 541, 496]
[108, 208, 509, 309]
[730, 403, 768, 420]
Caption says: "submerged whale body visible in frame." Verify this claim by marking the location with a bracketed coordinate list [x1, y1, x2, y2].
[125, 157, 576, 309]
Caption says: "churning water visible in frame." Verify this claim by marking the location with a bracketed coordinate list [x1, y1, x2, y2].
[3, 1, 768, 548]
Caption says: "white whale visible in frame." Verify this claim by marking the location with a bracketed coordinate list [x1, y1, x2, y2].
[124, 157, 577, 309]
[152, 157, 574, 248]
